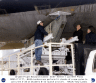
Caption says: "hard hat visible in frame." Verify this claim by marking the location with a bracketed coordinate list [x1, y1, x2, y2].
[37, 20, 42, 25]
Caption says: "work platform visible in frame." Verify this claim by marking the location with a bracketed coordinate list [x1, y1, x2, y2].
[0, 43, 75, 75]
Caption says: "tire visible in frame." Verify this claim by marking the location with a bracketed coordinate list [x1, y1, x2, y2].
[10, 69, 16, 75]
[38, 68, 49, 75]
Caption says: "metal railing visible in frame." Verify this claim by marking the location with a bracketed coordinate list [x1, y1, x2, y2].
[0, 43, 75, 75]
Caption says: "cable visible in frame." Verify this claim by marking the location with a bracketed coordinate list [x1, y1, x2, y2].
[51, 0, 64, 13]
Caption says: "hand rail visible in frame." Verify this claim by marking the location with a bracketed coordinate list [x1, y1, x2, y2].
[0, 43, 75, 75]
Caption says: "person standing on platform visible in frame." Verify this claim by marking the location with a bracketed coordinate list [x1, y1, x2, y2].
[34, 20, 48, 65]
[85, 26, 96, 45]
[73, 24, 83, 43]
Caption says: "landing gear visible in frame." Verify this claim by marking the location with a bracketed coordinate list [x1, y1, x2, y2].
[10, 69, 16, 75]
[38, 68, 49, 75]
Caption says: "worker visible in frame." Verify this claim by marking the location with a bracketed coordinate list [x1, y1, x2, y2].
[34, 20, 48, 65]
[85, 26, 96, 45]
[69, 24, 83, 43]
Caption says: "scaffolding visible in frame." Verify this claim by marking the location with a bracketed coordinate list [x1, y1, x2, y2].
[0, 43, 75, 75]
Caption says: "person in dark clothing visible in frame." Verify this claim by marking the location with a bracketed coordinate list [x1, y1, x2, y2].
[34, 20, 48, 65]
[73, 24, 83, 43]
[85, 26, 96, 45]
[69, 24, 83, 43]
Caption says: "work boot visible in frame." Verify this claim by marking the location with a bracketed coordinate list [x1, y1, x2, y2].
[35, 60, 43, 65]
